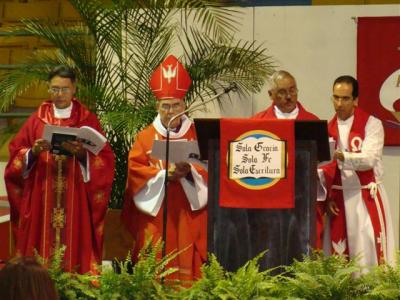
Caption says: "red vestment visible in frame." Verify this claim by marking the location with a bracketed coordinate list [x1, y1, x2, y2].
[4, 100, 115, 274]
[122, 116, 207, 281]
[252, 102, 319, 120]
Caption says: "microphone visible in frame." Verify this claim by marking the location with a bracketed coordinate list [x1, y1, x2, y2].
[167, 83, 238, 130]
[161, 83, 237, 260]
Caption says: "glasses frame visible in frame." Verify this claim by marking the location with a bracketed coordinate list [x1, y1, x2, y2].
[275, 87, 298, 99]
[48, 87, 71, 95]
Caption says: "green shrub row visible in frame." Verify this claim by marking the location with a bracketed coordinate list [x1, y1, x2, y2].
[43, 241, 400, 300]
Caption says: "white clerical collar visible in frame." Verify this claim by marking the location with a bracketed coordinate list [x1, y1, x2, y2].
[274, 105, 299, 119]
[153, 114, 192, 139]
[53, 102, 73, 119]
[337, 114, 354, 126]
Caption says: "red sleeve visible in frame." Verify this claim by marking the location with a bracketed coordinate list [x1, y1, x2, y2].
[4, 114, 41, 237]
[82, 113, 115, 254]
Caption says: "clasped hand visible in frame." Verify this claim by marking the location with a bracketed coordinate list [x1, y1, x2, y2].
[32, 139, 86, 161]
[60, 140, 86, 161]
[168, 161, 191, 181]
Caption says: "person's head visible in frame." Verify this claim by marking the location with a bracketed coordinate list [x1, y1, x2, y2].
[156, 98, 186, 129]
[332, 75, 359, 121]
[0, 256, 58, 300]
[149, 55, 192, 129]
[47, 65, 77, 109]
[268, 70, 298, 113]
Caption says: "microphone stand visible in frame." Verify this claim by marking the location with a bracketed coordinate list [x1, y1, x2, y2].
[161, 83, 238, 260]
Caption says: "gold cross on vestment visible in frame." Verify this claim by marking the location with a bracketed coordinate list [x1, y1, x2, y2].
[52, 207, 65, 229]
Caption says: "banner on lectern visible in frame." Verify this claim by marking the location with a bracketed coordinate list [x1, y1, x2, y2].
[219, 119, 295, 209]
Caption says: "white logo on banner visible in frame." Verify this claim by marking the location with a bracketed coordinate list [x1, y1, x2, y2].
[229, 136, 285, 180]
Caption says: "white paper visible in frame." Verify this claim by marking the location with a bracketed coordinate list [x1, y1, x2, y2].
[43, 124, 107, 155]
[151, 140, 201, 163]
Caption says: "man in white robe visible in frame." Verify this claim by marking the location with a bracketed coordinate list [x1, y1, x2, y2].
[318, 75, 395, 268]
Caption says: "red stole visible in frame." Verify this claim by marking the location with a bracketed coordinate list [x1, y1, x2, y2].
[328, 108, 387, 262]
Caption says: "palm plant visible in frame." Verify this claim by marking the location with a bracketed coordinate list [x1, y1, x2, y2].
[0, 0, 275, 208]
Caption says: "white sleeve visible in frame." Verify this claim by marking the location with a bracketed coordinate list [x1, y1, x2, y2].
[317, 168, 327, 202]
[79, 152, 90, 183]
[342, 116, 383, 171]
[134, 170, 166, 216]
[179, 164, 208, 211]
[22, 150, 33, 178]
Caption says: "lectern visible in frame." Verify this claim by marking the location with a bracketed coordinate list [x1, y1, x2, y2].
[195, 119, 329, 273]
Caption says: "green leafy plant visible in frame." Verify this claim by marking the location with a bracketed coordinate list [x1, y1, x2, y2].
[36, 246, 99, 300]
[99, 238, 179, 299]
[34, 245, 400, 300]
[279, 251, 363, 300]
[179, 251, 284, 300]
[357, 254, 400, 300]
[0, 0, 274, 208]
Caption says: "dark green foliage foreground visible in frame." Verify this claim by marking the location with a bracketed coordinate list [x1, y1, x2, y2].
[43, 244, 400, 300]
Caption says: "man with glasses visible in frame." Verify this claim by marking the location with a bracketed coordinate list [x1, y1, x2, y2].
[252, 70, 318, 120]
[318, 75, 395, 268]
[249, 70, 323, 267]
[4, 65, 115, 274]
[122, 55, 207, 281]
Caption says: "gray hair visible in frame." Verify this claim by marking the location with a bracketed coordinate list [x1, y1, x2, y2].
[268, 70, 296, 90]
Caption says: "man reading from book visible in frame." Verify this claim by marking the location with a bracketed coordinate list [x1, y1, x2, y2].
[122, 55, 208, 282]
[4, 65, 115, 274]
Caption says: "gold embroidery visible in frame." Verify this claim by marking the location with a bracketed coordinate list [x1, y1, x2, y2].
[93, 157, 104, 169]
[52, 208, 65, 229]
[13, 159, 22, 170]
[53, 155, 67, 251]
[12, 187, 22, 197]
[94, 191, 105, 203]
[96, 223, 104, 236]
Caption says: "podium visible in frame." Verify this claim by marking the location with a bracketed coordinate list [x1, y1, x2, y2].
[194, 119, 329, 273]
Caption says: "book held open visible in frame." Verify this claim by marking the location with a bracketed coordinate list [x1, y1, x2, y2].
[43, 125, 107, 155]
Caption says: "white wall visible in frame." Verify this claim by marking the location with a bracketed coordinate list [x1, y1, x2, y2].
[193, 4, 400, 247]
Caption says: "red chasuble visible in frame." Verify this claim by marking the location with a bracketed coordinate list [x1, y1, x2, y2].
[4, 100, 115, 274]
[122, 123, 207, 281]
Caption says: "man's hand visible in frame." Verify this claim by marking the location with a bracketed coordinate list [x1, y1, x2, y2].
[333, 150, 345, 162]
[168, 161, 191, 181]
[328, 200, 340, 216]
[61, 140, 86, 161]
[32, 139, 51, 157]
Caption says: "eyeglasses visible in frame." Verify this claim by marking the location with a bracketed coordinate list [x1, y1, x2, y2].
[275, 87, 298, 99]
[160, 103, 182, 112]
[48, 87, 71, 94]
[331, 95, 353, 103]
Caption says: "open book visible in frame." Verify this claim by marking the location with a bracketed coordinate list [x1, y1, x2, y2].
[151, 140, 201, 163]
[43, 124, 107, 155]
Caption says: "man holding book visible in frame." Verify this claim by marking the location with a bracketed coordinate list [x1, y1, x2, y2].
[4, 65, 115, 274]
[122, 55, 208, 281]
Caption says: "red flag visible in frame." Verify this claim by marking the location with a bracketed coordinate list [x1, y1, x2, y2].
[219, 119, 295, 209]
[357, 16, 400, 145]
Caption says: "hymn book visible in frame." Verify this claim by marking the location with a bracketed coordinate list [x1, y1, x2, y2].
[43, 124, 107, 155]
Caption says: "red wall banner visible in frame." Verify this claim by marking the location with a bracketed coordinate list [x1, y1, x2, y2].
[357, 16, 400, 145]
[219, 119, 295, 209]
